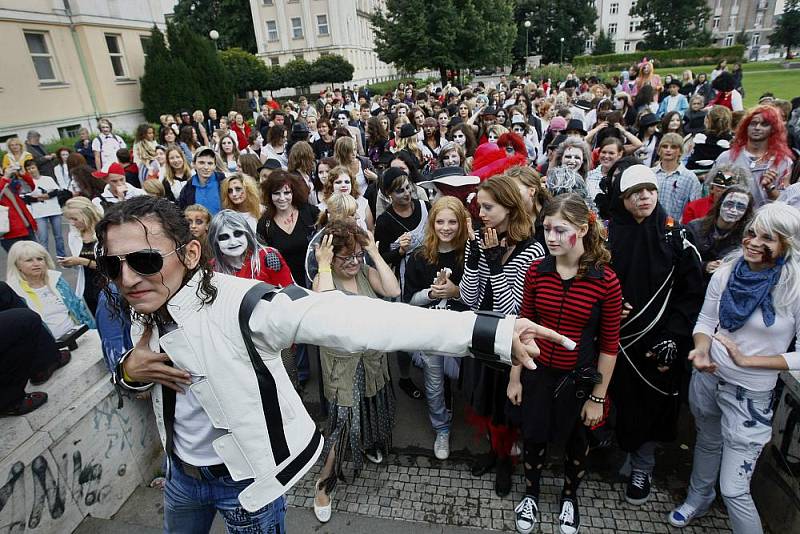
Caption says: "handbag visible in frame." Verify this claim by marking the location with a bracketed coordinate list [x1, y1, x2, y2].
[0, 183, 31, 237]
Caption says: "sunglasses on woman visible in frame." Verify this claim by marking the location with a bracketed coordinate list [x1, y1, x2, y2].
[97, 245, 186, 279]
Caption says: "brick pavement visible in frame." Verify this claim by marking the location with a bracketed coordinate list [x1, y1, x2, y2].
[286, 451, 733, 533]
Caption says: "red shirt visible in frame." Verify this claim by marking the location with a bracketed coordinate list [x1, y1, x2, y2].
[235, 247, 295, 287]
[231, 123, 252, 151]
[0, 174, 37, 238]
[520, 257, 622, 370]
[681, 195, 714, 224]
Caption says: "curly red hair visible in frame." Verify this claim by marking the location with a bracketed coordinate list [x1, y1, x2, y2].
[730, 105, 793, 165]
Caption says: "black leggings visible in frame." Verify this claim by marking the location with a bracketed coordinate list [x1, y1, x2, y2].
[523, 419, 589, 501]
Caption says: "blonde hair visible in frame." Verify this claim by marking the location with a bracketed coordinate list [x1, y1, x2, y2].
[143, 179, 165, 197]
[6, 241, 58, 295]
[419, 196, 470, 266]
[164, 146, 192, 185]
[658, 132, 685, 155]
[63, 197, 103, 232]
[221, 173, 262, 219]
[317, 192, 357, 227]
[5, 136, 24, 154]
[487, 124, 509, 139]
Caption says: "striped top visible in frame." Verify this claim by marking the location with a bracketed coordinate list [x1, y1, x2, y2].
[459, 237, 545, 315]
[520, 257, 622, 370]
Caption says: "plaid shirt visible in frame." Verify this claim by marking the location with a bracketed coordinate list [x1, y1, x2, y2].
[654, 163, 702, 221]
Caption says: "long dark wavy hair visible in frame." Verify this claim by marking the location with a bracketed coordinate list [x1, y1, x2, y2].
[95, 196, 216, 326]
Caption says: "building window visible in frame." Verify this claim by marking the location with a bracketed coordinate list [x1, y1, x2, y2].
[294, 54, 304, 61]
[291, 17, 303, 39]
[269, 57, 279, 66]
[266, 20, 278, 41]
[23, 31, 58, 82]
[608, 23, 617, 35]
[609, 2, 619, 15]
[58, 124, 81, 138]
[629, 20, 639, 32]
[105, 34, 128, 78]
[140, 35, 151, 57]
[262, 0, 273, 4]
[724, 33, 734, 46]
[712, 16, 720, 29]
[585, 38, 594, 51]
[588, 0, 595, 7]
[755, 12, 763, 27]
[729, 15, 737, 29]
[623, 41, 631, 52]
[752, 33, 760, 46]
[317, 14, 329, 36]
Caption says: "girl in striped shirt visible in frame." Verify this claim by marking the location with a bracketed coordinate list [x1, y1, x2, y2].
[509, 193, 622, 534]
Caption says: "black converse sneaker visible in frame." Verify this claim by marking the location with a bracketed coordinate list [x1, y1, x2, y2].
[559, 497, 580, 534]
[514, 495, 538, 534]
[625, 469, 652, 505]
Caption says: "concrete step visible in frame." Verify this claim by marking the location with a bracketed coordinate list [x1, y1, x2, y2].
[0, 331, 107, 463]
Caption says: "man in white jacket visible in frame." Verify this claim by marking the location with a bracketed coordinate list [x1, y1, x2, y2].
[98, 196, 568, 533]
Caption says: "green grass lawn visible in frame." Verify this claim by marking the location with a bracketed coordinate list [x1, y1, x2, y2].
[740, 69, 800, 107]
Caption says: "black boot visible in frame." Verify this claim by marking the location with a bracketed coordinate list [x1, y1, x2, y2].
[495, 456, 512, 496]
[471, 451, 496, 476]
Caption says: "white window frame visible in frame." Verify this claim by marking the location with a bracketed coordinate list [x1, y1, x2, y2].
[585, 38, 594, 51]
[609, 2, 619, 15]
[291, 17, 304, 39]
[316, 14, 329, 36]
[752, 32, 760, 46]
[712, 16, 720, 29]
[755, 12, 764, 27]
[724, 34, 734, 47]
[629, 19, 639, 33]
[23, 31, 60, 83]
[105, 33, 129, 79]
[623, 41, 631, 52]
[608, 23, 617, 35]
[266, 20, 279, 42]
[262, 0, 273, 5]
[729, 15, 737, 30]
[269, 57, 279, 66]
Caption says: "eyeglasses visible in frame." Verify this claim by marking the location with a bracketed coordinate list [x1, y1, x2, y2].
[721, 200, 748, 211]
[98, 245, 185, 279]
[334, 251, 366, 264]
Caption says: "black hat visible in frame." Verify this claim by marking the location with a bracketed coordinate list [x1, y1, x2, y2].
[666, 78, 682, 89]
[565, 119, 587, 136]
[381, 167, 409, 193]
[574, 100, 593, 112]
[638, 113, 659, 128]
[258, 159, 283, 172]
[564, 79, 579, 89]
[418, 166, 480, 188]
[399, 123, 417, 139]
[291, 122, 309, 134]
[712, 71, 736, 92]
[481, 106, 498, 117]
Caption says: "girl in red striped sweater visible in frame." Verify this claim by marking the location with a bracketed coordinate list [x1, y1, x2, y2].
[509, 194, 622, 534]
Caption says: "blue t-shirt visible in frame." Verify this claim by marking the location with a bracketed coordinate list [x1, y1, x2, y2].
[192, 174, 221, 215]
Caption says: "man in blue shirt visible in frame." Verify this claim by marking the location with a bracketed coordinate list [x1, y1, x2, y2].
[177, 147, 224, 214]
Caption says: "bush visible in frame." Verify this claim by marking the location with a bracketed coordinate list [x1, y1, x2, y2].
[521, 64, 576, 83]
[310, 54, 355, 85]
[573, 45, 746, 73]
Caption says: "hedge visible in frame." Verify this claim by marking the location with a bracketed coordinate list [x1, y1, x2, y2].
[573, 45, 746, 73]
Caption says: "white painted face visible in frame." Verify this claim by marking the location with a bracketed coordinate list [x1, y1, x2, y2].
[216, 224, 247, 257]
[719, 192, 749, 224]
[562, 147, 584, 172]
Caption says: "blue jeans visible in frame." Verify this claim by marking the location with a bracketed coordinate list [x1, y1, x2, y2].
[35, 214, 65, 258]
[420, 352, 451, 433]
[164, 459, 286, 534]
[684, 370, 773, 534]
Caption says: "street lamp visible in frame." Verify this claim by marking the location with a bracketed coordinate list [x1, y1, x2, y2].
[209, 29, 219, 50]
[524, 20, 531, 69]
[560, 37, 565, 65]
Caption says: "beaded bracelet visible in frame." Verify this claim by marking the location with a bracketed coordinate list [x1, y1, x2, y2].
[588, 394, 605, 404]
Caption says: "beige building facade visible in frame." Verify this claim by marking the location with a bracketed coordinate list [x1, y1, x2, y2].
[0, 0, 176, 144]
[249, 0, 398, 87]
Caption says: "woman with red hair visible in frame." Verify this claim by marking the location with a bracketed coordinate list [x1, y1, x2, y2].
[711, 105, 794, 208]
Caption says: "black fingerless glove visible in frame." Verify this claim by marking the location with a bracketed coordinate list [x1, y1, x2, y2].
[466, 239, 480, 269]
[483, 244, 505, 274]
[650, 335, 678, 367]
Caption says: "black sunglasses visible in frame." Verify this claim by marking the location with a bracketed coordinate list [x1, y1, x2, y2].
[97, 245, 185, 279]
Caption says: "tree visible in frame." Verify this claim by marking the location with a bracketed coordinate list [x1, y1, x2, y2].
[631, 0, 712, 50]
[282, 58, 315, 89]
[140, 24, 231, 121]
[593, 30, 615, 56]
[771, 0, 800, 58]
[311, 54, 355, 85]
[172, 0, 256, 53]
[513, 0, 597, 65]
[372, 0, 517, 85]
[220, 48, 270, 95]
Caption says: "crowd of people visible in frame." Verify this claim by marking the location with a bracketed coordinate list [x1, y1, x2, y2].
[2, 56, 800, 534]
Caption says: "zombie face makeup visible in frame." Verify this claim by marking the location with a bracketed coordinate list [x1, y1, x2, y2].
[543, 215, 580, 256]
[487, 132, 499, 144]
[452, 131, 466, 146]
[227, 179, 246, 205]
[185, 211, 209, 238]
[719, 192, 749, 224]
[332, 173, 352, 195]
[217, 224, 247, 257]
[742, 226, 782, 267]
[561, 147, 584, 172]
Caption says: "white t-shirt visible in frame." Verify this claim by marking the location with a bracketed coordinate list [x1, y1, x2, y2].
[32, 285, 75, 339]
[28, 175, 63, 219]
[91, 134, 126, 172]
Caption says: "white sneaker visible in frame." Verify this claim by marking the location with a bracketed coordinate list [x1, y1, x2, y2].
[365, 448, 383, 464]
[559, 497, 580, 534]
[434, 431, 450, 460]
[668, 502, 705, 528]
[514, 496, 538, 534]
[313, 479, 332, 523]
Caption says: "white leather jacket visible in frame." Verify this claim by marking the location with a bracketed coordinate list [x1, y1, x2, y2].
[125, 270, 515, 512]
